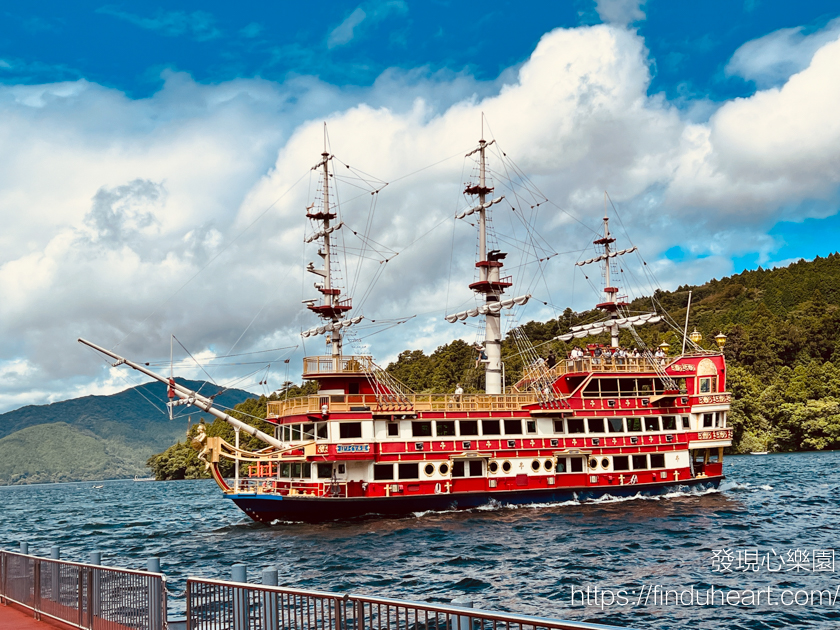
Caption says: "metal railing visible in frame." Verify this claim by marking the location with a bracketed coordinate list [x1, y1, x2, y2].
[302, 355, 376, 375]
[267, 393, 541, 419]
[0, 550, 166, 630]
[186, 578, 633, 630]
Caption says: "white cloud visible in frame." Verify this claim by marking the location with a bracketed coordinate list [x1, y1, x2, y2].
[595, 0, 646, 26]
[1, 21, 840, 412]
[725, 17, 840, 88]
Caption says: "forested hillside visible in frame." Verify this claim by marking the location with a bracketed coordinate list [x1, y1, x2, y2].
[149, 254, 840, 480]
[0, 379, 254, 485]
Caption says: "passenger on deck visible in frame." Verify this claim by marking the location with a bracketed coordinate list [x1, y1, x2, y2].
[592, 346, 602, 365]
[616, 347, 626, 365]
[546, 351, 556, 369]
[603, 347, 612, 364]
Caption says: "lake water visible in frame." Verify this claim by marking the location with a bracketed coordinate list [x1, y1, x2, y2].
[2, 452, 839, 629]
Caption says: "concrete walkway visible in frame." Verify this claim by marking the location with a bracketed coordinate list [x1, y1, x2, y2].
[0, 603, 74, 630]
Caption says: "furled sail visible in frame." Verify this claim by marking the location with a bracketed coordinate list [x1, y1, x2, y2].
[554, 312, 661, 341]
[574, 246, 637, 267]
[444, 294, 531, 323]
[301, 315, 364, 338]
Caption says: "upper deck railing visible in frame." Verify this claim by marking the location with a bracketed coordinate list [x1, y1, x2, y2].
[267, 392, 542, 418]
[303, 355, 375, 375]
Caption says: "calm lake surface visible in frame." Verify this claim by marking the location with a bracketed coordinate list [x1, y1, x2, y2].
[2, 452, 839, 629]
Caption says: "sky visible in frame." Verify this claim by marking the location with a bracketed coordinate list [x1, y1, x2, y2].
[1, 0, 840, 412]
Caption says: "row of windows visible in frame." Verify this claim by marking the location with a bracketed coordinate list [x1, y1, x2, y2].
[371, 453, 671, 480]
[557, 416, 688, 434]
[280, 413, 726, 443]
[279, 422, 329, 442]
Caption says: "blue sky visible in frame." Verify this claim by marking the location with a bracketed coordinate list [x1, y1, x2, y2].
[2, 0, 840, 409]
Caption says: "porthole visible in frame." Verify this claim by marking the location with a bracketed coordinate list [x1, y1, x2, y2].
[501, 460, 512, 473]
[424, 463, 436, 477]
[438, 462, 450, 476]
[544, 459, 554, 471]
[589, 458, 598, 469]
[488, 461, 499, 474]
[601, 458, 610, 469]
[531, 459, 541, 472]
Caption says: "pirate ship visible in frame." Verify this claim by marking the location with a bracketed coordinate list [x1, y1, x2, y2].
[80, 128, 731, 523]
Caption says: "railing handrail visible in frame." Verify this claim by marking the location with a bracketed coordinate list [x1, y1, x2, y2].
[186, 577, 638, 630]
[2, 550, 165, 579]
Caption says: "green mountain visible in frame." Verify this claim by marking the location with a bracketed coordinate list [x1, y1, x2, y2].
[0, 379, 254, 485]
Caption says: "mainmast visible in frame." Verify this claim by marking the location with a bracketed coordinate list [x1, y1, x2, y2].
[465, 136, 509, 395]
[304, 127, 352, 359]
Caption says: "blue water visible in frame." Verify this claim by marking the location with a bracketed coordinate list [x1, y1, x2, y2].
[2, 452, 840, 629]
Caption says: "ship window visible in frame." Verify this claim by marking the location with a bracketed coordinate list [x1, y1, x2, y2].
[567, 419, 585, 434]
[387, 422, 399, 437]
[553, 419, 565, 433]
[279, 463, 291, 477]
[582, 381, 601, 398]
[338, 464, 346, 474]
[638, 379, 654, 395]
[282, 425, 290, 441]
[501, 460, 512, 473]
[556, 458, 567, 473]
[424, 463, 436, 477]
[682, 416, 690, 429]
[632, 455, 648, 470]
[348, 383, 360, 395]
[709, 449, 721, 463]
[703, 413, 714, 428]
[613, 456, 629, 471]
[291, 425, 301, 441]
[317, 463, 333, 479]
[608, 418, 624, 433]
[302, 423, 315, 440]
[699, 377, 717, 394]
[504, 419, 522, 435]
[339, 422, 363, 439]
[626, 417, 642, 432]
[644, 417, 660, 432]
[526, 420, 537, 434]
[436, 421, 456, 437]
[316, 423, 328, 439]
[532, 459, 542, 472]
[459, 420, 479, 436]
[398, 463, 419, 480]
[439, 463, 450, 475]
[544, 459, 554, 471]
[304, 463, 313, 478]
[488, 461, 499, 474]
[662, 416, 677, 431]
[619, 378, 636, 396]
[469, 460, 483, 476]
[374, 464, 393, 480]
[569, 457, 584, 473]
[719, 412, 726, 428]
[481, 420, 501, 435]
[587, 418, 605, 434]
[291, 463, 301, 477]
[412, 421, 433, 437]
[600, 378, 619, 397]
[452, 461, 465, 477]
[649, 454, 666, 468]
[588, 458, 598, 469]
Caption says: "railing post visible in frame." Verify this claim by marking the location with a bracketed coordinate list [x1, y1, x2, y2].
[261, 568, 278, 630]
[0, 550, 5, 604]
[147, 558, 163, 630]
[86, 566, 94, 630]
[89, 552, 101, 618]
[33, 558, 41, 619]
[50, 546, 60, 604]
[451, 596, 473, 630]
[232, 564, 248, 630]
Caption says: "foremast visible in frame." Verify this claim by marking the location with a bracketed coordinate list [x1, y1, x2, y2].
[304, 134, 354, 361]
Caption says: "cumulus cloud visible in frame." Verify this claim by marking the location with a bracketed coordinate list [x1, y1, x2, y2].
[726, 17, 840, 87]
[1, 21, 840, 412]
[595, 0, 646, 26]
